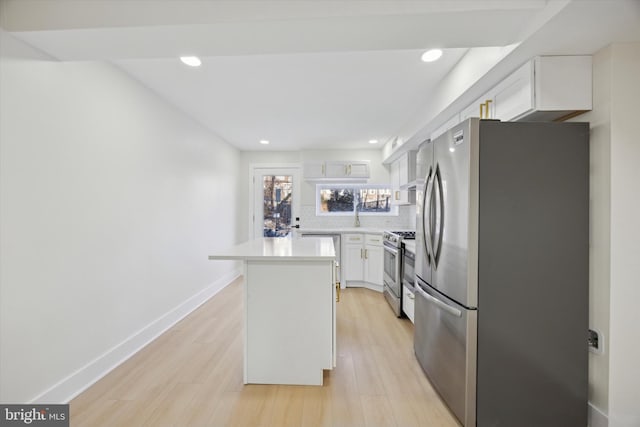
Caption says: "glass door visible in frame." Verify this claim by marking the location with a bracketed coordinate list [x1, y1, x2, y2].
[252, 167, 300, 239]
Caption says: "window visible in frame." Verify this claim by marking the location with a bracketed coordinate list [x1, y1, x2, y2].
[317, 184, 396, 215]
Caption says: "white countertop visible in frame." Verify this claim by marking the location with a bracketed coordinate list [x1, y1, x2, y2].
[208, 237, 336, 261]
[297, 228, 385, 234]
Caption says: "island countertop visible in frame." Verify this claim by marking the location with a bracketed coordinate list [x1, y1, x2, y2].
[208, 237, 336, 261]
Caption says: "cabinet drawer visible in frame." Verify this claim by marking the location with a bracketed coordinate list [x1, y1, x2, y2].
[344, 234, 363, 243]
[365, 234, 383, 246]
[403, 284, 415, 323]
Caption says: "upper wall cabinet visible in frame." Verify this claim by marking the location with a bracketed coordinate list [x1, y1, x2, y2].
[390, 151, 416, 205]
[304, 160, 370, 181]
[430, 56, 592, 141]
[460, 56, 592, 124]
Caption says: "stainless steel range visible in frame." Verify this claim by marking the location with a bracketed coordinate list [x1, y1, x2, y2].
[382, 230, 415, 316]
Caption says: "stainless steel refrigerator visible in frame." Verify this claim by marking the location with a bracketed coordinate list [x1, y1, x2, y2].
[414, 118, 588, 427]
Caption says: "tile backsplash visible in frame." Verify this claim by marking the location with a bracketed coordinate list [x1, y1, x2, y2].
[299, 204, 416, 230]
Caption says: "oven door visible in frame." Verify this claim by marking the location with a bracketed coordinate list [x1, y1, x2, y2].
[383, 243, 401, 297]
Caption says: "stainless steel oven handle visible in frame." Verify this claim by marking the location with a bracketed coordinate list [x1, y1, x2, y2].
[417, 285, 462, 317]
[383, 244, 399, 256]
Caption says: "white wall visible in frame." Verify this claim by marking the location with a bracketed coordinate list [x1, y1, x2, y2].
[607, 42, 640, 427]
[0, 32, 241, 403]
[574, 44, 612, 418]
[573, 42, 640, 427]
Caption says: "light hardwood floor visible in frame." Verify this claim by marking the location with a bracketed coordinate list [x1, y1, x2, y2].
[70, 278, 460, 426]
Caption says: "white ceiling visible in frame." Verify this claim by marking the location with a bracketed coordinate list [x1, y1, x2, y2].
[2, 0, 640, 151]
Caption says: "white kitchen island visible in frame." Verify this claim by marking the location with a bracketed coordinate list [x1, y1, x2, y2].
[208, 237, 337, 386]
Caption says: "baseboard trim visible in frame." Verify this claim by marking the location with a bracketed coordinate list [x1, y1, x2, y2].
[589, 402, 608, 427]
[345, 281, 383, 293]
[30, 269, 241, 404]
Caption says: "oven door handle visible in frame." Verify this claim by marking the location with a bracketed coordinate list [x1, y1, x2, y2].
[383, 244, 399, 256]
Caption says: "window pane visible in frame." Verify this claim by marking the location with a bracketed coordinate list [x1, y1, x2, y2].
[263, 175, 292, 237]
[358, 188, 391, 212]
[320, 188, 355, 213]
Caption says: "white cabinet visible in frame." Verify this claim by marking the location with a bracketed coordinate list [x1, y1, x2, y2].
[460, 55, 592, 123]
[342, 233, 383, 290]
[390, 160, 401, 202]
[245, 259, 335, 385]
[347, 162, 370, 178]
[363, 234, 383, 285]
[303, 161, 326, 179]
[324, 162, 350, 178]
[325, 161, 370, 178]
[390, 151, 416, 205]
[343, 234, 365, 282]
[491, 60, 535, 121]
[402, 284, 415, 323]
[304, 160, 370, 180]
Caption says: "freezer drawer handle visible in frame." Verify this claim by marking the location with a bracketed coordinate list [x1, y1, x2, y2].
[421, 288, 462, 317]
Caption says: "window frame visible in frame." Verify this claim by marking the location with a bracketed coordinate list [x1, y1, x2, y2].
[315, 184, 398, 216]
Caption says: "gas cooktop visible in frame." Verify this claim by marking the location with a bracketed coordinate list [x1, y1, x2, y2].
[391, 231, 415, 239]
[383, 230, 416, 247]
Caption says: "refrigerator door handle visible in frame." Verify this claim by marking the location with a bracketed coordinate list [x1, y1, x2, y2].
[424, 168, 435, 261]
[420, 172, 429, 261]
[417, 285, 462, 317]
[432, 166, 445, 264]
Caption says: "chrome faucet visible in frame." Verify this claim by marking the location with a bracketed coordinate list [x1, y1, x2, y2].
[354, 196, 361, 227]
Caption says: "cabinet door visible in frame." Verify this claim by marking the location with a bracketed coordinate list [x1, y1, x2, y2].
[325, 161, 349, 178]
[303, 161, 325, 179]
[492, 60, 534, 121]
[364, 243, 383, 286]
[332, 261, 337, 366]
[390, 159, 402, 204]
[391, 155, 415, 205]
[343, 234, 364, 282]
[402, 284, 415, 323]
[348, 162, 370, 178]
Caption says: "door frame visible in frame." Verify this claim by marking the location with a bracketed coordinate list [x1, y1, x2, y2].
[249, 164, 302, 240]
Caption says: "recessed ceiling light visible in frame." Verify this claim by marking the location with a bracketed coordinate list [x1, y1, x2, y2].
[259, 140, 270, 145]
[421, 49, 443, 63]
[180, 56, 201, 67]
[369, 139, 379, 144]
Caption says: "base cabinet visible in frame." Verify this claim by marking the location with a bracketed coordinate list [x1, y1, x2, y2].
[343, 235, 365, 281]
[245, 259, 335, 385]
[402, 284, 415, 323]
[364, 237, 383, 285]
[343, 233, 383, 290]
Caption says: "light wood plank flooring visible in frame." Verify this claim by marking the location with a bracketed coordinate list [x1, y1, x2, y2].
[70, 278, 459, 426]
